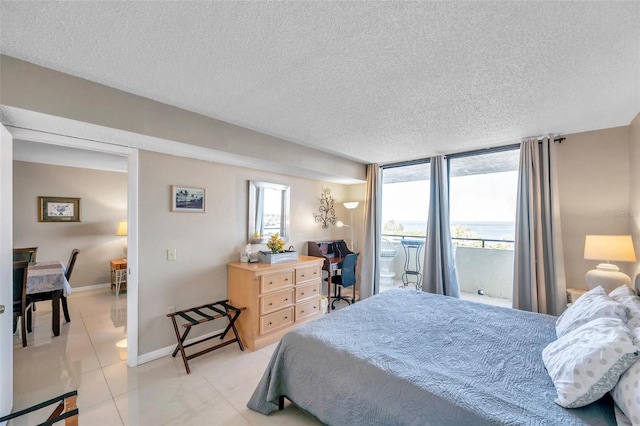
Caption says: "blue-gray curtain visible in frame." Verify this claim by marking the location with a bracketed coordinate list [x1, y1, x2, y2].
[360, 164, 381, 299]
[423, 156, 460, 297]
[513, 137, 567, 316]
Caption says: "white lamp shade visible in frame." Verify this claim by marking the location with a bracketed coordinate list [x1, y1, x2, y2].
[584, 235, 636, 262]
[584, 235, 636, 292]
[343, 202, 359, 210]
[115, 220, 128, 236]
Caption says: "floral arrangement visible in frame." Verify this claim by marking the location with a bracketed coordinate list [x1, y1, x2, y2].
[266, 233, 285, 253]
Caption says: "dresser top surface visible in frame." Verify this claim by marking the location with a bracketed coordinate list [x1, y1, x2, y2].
[228, 255, 323, 272]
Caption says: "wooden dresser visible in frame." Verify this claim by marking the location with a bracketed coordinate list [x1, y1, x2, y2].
[228, 255, 324, 351]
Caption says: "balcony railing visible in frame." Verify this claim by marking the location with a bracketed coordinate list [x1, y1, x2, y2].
[380, 234, 514, 300]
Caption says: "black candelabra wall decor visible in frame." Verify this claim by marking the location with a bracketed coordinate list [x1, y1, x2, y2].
[313, 187, 337, 229]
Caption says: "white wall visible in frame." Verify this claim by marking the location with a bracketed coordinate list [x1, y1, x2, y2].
[629, 113, 640, 283]
[556, 126, 632, 290]
[12, 161, 127, 287]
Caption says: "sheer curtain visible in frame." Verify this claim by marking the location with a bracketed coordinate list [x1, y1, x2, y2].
[513, 137, 567, 316]
[360, 164, 381, 299]
[422, 156, 460, 297]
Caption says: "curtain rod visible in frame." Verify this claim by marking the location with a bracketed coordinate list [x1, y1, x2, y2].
[381, 137, 566, 168]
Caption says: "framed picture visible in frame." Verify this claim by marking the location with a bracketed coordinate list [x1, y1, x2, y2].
[38, 196, 81, 222]
[171, 186, 206, 212]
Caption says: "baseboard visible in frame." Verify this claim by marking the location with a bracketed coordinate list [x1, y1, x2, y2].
[71, 283, 111, 293]
[137, 327, 227, 365]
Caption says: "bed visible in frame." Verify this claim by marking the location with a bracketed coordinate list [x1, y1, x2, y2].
[248, 288, 616, 425]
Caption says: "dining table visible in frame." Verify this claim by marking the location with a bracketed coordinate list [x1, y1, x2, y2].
[27, 260, 73, 336]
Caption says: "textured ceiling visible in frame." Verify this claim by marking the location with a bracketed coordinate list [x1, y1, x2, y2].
[1, 1, 639, 165]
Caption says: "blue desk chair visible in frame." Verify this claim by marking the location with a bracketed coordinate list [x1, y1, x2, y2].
[330, 252, 359, 310]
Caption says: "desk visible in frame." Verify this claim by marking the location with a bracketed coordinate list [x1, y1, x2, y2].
[110, 259, 127, 295]
[27, 261, 72, 336]
[308, 240, 355, 313]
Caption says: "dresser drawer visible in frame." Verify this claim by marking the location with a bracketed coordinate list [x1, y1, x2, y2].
[295, 298, 321, 321]
[260, 307, 294, 334]
[296, 265, 321, 284]
[260, 289, 294, 315]
[295, 281, 320, 303]
[260, 271, 294, 294]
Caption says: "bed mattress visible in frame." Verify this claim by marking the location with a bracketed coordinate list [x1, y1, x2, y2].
[248, 289, 615, 425]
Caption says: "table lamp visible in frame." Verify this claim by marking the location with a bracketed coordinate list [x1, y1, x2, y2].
[115, 220, 128, 258]
[584, 235, 636, 292]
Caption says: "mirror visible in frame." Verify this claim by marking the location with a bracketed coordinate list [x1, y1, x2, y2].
[248, 181, 290, 244]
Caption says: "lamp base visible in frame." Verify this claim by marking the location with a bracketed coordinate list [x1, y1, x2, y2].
[585, 264, 631, 293]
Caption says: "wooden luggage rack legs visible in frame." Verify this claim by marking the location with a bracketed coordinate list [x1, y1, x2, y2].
[167, 300, 245, 374]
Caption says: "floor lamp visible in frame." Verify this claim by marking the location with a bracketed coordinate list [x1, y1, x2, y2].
[337, 201, 359, 250]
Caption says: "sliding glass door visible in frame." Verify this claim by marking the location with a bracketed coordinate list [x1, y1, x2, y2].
[379, 161, 430, 293]
[448, 147, 520, 306]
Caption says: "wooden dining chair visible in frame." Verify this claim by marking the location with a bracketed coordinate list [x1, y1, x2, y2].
[13, 260, 34, 347]
[29, 249, 79, 324]
[61, 249, 80, 323]
[13, 246, 38, 263]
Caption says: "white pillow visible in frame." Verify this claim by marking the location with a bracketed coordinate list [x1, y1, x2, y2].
[612, 359, 640, 425]
[614, 402, 634, 426]
[556, 285, 628, 338]
[542, 317, 640, 408]
[609, 287, 640, 334]
[610, 285, 636, 302]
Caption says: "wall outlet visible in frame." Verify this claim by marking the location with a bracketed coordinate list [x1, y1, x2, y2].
[167, 248, 177, 261]
[167, 306, 176, 314]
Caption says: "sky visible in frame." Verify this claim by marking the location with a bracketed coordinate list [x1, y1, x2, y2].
[382, 171, 519, 224]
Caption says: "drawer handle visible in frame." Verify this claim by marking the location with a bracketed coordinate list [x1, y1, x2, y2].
[285, 298, 289, 301]
[268, 282, 273, 285]
[301, 310, 305, 313]
[284, 316, 288, 319]
[301, 274, 305, 278]
[301, 292, 305, 296]
[313, 289, 317, 292]
[269, 322, 273, 325]
[268, 302, 273, 306]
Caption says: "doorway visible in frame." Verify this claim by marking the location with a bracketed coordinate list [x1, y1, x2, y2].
[1, 111, 139, 418]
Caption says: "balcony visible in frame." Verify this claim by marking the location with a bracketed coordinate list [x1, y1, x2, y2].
[379, 235, 513, 308]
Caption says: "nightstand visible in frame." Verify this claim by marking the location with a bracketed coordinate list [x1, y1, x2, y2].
[566, 288, 587, 306]
[110, 258, 127, 295]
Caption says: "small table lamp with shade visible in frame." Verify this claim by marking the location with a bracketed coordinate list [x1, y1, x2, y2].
[584, 235, 637, 293]
[115, 220, 128, 258]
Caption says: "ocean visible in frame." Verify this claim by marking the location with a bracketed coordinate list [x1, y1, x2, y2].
[395, 220, 515, 241]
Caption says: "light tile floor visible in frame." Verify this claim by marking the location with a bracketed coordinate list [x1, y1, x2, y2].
[11, 288, 322, 425]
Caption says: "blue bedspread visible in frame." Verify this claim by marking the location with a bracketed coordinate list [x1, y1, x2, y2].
[248, 289, 615, 425]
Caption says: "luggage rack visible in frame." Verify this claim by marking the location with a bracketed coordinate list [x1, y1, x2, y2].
[167, 300, 245, 374]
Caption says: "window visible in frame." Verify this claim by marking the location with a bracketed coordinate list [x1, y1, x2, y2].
[448, 147, 520, 306]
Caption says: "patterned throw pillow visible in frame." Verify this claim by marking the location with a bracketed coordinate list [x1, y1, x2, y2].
[609, 286, 640, 332]
[556, 286, 629, 338]
[610, 285, 636, 302]
[612, 360, 640, 425]
[542, 317, 640, 408]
